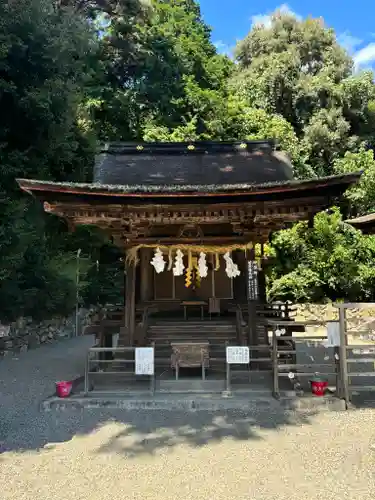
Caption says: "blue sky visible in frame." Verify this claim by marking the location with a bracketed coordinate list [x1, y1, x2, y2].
[199, 1, 375, 70]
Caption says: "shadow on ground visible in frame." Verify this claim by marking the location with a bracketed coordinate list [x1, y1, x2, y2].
[0, 334, 352, 459]
[0, 403, 319, 458]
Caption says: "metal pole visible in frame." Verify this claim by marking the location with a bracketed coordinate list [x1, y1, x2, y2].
[84, 352, 89, 396]
[225, 341, 230, 392]
[272, 326, 280, 399]
[150, 342, 155, 395]
[338, 305, 350, 407]
[226, 362, 231, 393]
[75, 249, 81, 337]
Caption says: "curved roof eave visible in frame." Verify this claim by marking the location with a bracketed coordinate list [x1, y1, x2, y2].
[16, 172, 362, 199]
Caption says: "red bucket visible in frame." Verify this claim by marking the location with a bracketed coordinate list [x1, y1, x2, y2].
[310, 377, 328, 397]
[56, 381, 73, 398]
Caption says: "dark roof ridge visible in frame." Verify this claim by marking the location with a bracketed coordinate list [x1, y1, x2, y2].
[98, 139, 277, 155]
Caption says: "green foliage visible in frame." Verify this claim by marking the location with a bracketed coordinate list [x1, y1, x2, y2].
[0, 0, 100, 321]
[333, 148, 375, 215]
[2, 1, 375, 318]
[231, 12, 375, 177]
[268, 209, 375, 302]
[93, 0, 233, 140]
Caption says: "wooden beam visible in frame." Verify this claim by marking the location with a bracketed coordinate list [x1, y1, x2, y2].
[121, 236, 253, 246]
[43, 196, 328, 222]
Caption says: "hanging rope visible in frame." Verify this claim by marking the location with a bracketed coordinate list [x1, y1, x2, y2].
[126, 242, 255, 263]
[167, 247, 173, 271]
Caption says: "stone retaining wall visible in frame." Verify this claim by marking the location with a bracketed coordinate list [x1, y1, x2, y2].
[0, 307, 99, 358]
[294, 303, 375, 340]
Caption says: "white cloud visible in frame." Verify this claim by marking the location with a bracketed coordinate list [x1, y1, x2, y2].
[353, 43, 375, 70]
[213, 40, 234, 58]
[251, 4, 301, 28]
[337, 32, 362, 54]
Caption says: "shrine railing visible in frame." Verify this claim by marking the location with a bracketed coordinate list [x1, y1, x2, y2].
[266, 319, 339, 399]
[333, 303, 375, 405]
[267, 306, 375, 405]
[84, 344, 155, 396]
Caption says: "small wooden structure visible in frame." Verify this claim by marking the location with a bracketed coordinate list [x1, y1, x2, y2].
[171, 342, 210, 379]
[346, 213, 375, 234]
[17, 140, 361, 375]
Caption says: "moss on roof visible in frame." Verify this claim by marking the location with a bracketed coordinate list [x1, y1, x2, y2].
[17, 172, 362, 195]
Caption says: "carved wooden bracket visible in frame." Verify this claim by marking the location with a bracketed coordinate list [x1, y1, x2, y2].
[177, 224, 204, 239]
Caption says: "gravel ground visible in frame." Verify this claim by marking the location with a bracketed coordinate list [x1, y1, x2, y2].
[1, 336, 375, 500]
[0, 334, 95, 447]
[0, 409, 375, 500]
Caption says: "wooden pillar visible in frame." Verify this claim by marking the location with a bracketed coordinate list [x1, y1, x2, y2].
[257, 266, 267, 303]
[140, 248, 151, 302]
[247, 247, 258, 346]
[123, 259, 136, 346]
[234, 250, 247, 303]
[258, 244, 267, 303]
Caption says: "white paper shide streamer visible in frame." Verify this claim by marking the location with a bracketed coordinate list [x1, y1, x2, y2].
[150, 247, 166, 274]
[173, 249, 185, 276]
[223, 252, 240, 278]
[198, 252, 208, 278]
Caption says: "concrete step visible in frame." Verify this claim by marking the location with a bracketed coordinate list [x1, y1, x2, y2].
[148, 324, 236, 330]
[148, 331, 236, 337]
[43, 394, 346, 412]
[148, 332, 237, 337]
[157, 379, 226, 393]
[148, 324, 236, 328]
[149, 326, 237, 330]
[150, 339, 237, 345]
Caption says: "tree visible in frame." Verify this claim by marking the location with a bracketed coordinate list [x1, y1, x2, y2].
[231, 10, 375, 177]
[0, 0, 97, 320]
[267, 209, 375, 302]
[92, 0, 232, 140]
[333, 148, 375, 216]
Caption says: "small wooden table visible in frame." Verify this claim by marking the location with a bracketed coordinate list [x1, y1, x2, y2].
[181, 300, 207, 321]
[171, 342, 210, 380]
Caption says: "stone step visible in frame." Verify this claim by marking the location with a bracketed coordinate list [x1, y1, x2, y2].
[150, 341, 237, 346]
[150, 338, 237, 345]
[149, 330, 236, 334]
[43, 394, 346, 412]
[148, 322, 235, 327]
[157, 379, 226, 393]
[148, 330, 237, 335]
[148, 330, 236, 336]
[148, 324, 236, 329]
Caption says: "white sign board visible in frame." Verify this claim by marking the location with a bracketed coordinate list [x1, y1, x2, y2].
[135, 347, 154, 375]
[0, 325, 10, 338]
[327, 321, 341, 347]
[226, 346, 250, 365]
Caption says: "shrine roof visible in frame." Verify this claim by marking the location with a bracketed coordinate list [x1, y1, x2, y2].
[346, 213, 375, 225]
[17, 172, 361, 200]
[346, 213, 375, 234]
[93, 140, 294, 186]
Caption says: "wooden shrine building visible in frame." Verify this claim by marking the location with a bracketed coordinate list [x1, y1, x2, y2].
[17, 140, 361, 359]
